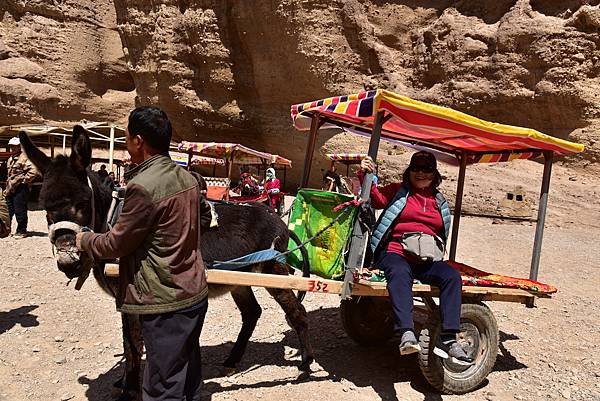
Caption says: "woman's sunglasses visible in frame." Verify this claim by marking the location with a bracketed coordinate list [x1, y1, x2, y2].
[410, 165, 435, 173]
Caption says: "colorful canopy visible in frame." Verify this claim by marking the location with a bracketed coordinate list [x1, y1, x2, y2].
[169, 151, 225, 167]
[325, 153, 367, 163]
[270, 154, 293, 168]
[191, 156, 226, 166]
[291, 89, 584, 163]
[178, 142, 272, 165]
[178, 141, 291, 167]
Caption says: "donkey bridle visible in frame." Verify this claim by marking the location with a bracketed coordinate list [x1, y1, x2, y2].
[47, 175, 106, 290]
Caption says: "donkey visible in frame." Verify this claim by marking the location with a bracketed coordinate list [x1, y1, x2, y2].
[19, 127, 313, 401]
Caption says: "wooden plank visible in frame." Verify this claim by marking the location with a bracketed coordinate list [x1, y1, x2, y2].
[104, 264, 537, 305]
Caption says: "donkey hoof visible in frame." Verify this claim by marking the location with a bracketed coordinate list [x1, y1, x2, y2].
[222, 366, 238, 376]
[295, 369, 311, 382]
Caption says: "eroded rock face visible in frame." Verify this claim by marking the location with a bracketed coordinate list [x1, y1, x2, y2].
[0, 0, 135, 126]
[1, 1, 599, 180]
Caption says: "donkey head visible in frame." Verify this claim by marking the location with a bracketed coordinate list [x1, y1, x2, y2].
[20, 126, 106, 279]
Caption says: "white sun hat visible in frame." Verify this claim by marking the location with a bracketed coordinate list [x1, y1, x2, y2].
[8, 137, 20, 146]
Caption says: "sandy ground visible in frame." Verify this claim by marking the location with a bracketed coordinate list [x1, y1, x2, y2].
[1, 170, 599, 400]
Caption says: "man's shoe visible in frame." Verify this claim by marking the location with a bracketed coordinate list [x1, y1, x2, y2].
[399, 331, 421, 355]
[433, 337, 475, 366]
[12, 232, 28, 239]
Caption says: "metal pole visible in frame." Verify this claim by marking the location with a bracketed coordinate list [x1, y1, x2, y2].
[227, 152, 234, 180]
[530, 151, 553, 281]
[449, 152, 468, 261]
[62, 134, 67, 153]
[300, 115, 320, 188]
[108, 125, 115, 172]
[49, 135, 55, 158]
[341, 110, 385, 299]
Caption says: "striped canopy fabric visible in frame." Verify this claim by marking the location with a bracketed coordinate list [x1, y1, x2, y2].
[325, 153, 367, 163]
[291, 89, 584, 163]
[169, 151, 225, 167]
[178, 141, 273, 165]
[271, 154, 293, 168]
[191, 156, 226, 166]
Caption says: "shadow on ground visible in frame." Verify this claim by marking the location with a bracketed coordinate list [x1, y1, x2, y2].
[0, 305, 39, 334]
[79, 307, 528, 401]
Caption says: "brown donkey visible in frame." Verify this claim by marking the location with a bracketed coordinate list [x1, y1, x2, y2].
[20, 127, 313, 401]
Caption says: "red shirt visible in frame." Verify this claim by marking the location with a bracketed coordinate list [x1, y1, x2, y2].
[360, 172, 443, 256]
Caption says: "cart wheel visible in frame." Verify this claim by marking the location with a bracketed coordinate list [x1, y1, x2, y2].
[340, 296, 394, 345]
[418, 302, 499, 394]
[288, 230, 310, 302]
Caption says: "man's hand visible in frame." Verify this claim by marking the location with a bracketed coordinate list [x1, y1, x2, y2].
[76, 232, 85, 251]
[360, 156, 376, 173]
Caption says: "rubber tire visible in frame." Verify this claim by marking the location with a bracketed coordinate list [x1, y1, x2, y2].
[288, 230, 310, 302]
[418, 302, 499, 394]
[340, 296, 394, 345]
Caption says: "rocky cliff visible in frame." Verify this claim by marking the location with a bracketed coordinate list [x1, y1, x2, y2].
[1, 0, 599, 182]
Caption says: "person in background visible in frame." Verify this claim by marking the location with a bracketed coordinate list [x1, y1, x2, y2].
[6, 137, 39, 238]
[76, 107, 209, 400]
[323, 162, 342, 192]
[263, 167, 282, 211]
[0, 187, 10, 238]
[359, 151, 473, 366]
[97, 164, 109, 180]
[103, 171, 116, 191]
[238, 166, 260, 196]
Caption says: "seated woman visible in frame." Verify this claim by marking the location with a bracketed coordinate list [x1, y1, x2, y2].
[359, 151, 473, 365]
[237, 166, 260, 196]
[263, 167, 282, 211]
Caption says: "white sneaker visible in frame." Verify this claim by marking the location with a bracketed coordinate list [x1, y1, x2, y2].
[399, 331, 421, 355]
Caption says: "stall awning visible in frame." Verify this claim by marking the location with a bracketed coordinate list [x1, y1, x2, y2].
[270, 154, 292, 168]
[178, 141, 291, 167]
[169, 151, 225, 167]
[292, 89, 584, 162]
[178, 141, 272, 165]
[325, 153, 367, 163]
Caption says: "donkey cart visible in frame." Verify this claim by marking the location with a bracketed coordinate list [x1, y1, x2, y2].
[107, 89, 583, 394]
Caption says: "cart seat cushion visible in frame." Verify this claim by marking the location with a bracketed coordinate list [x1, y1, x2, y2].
[361, 261, 557, 295]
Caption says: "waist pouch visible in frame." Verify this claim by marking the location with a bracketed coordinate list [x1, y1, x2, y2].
[400, 232, 445, 263]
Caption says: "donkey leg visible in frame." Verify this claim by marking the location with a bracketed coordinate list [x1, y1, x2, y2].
[117, 313, 144, 401]
[223, 286, 262, 371]
[265, 264, 314, 372]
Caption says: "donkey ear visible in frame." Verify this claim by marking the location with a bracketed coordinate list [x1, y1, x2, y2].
[70, 125, 92, 172]
[19, 131, 51, 175]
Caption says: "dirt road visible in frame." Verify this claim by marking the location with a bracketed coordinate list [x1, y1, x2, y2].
[1, 209, 598, 401]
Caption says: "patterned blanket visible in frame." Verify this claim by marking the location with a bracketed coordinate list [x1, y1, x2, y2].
[361, 261, 557, 295]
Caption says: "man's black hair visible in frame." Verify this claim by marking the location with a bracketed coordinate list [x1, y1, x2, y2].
[127, 106, 172, 153]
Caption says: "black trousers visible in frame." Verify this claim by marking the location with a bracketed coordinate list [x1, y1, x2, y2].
[141, 298, 208, 401]
[6, 185, 29, 234]
[378, 252, 462, 333]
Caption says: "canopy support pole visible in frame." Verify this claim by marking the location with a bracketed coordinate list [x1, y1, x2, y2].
[49, 135, 55, 158]
[449, 152, 468, 261]
[341, 110, 386, 300]
[530, 151, 553, 281]
[300, 115, 321, 188]
[227, 152, 235, 181]
[108, 125, 115, 173]
[62, 134, 67, 153]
